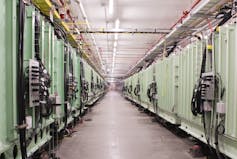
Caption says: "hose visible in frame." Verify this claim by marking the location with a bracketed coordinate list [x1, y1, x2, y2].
[191, 78, 203, 116]
[79, 61, 89, 114]
[215, 4, 232, 27]
[128, 85, 132, 94]
[34, 13, 53, 118]
[190, 39, 214, 154]
[134, 84, 140, 96]
[191, 46, 206, 116]
[81, 81, 89, 105]
[17, 0, 27, 158]
[147, 87, 151, 100]
[166, 42, 178, 57]
[52, 20, 67, 41]
[147, 82, 157, 102]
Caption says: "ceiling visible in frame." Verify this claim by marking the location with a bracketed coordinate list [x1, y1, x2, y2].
[73, 0, 195, 81]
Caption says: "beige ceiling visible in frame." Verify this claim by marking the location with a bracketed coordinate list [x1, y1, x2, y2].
[75, 0, 195, 80]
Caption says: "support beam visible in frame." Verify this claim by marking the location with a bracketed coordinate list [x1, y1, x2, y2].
[80, 28, 171, 34]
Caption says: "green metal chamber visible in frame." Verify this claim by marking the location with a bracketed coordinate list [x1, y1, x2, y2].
[124, 24, 237, 158]
[131, 73, 141, 104]
[211, 24, 237, 158]
[140, 65, 156, 111]
[0, 1, 106, 158]
[81, 59, 105, 106]
[176, 41, 205, 140]
[0, 0, 20, 158]
[52, 38, 65, 132]
[23, 6, 53, 156]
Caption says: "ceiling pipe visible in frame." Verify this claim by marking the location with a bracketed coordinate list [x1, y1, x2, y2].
[80, 29, 170, 34]
[169, 0, 202, 30]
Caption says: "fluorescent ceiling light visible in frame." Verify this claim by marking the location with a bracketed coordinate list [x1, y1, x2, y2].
[111, 19, 119, 75]
[114, 33, 118, 40]
[79, 2, 87, 19]
[114, 41, 117, 48]
[114, 19, 120, 39]
[109, 0, 114, 15]
[115, 19, 120, 29]
[112, 56, 115, 65]
[111, 61, 115, 73]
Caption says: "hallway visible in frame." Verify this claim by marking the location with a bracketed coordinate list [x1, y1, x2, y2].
[58, 91, 198, 159]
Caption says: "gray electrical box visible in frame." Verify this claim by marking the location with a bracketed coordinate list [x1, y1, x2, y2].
[201, 72, 215, 101]
[29, 59, 40, 107]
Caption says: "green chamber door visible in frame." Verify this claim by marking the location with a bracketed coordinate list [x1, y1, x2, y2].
[212, 24, 237, 158]
[177, 41, 205, 141]
[156, 56, 180, 124]
[52, 38, 65, 132]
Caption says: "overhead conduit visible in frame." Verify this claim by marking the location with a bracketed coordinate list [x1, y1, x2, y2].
[126, 0, 228, 77]
[32, 0, 104, 78]
[32, 0, 77, 47]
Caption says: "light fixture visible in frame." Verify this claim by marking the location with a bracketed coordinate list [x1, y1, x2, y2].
[111, 66, 114, 73]
[114, 33, 118, 40]
[109, 0, 114, 15]
[111, 19, 120, 75]
[79, 1, 87, 19]
[111, 54, 116, 74]
[115, 19, 120, 29]
[112, 55, 115, 63]
[114, 41, 117, 47]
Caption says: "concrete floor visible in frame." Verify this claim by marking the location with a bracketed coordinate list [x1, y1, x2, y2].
[58, 91, 202, 159]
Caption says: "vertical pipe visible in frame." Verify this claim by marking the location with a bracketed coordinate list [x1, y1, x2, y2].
[17, 0, 27, 158]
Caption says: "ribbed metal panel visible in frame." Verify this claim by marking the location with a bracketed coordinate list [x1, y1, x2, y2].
[0, 0, 20, 157]
[156, 56, 180, 124]
[178, 41, 203, 125]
